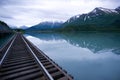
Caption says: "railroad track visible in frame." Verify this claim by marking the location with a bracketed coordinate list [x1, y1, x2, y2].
[0, 33, 73, 80]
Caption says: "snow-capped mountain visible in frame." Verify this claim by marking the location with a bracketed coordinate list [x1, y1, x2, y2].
[64, 7, 120, 31]
[19, 25, 28, 29]
[26, 21, 63, 31]
[90, 7, 118, 14]
[67, 7, 119, 23]
[26, 7, 120, 31]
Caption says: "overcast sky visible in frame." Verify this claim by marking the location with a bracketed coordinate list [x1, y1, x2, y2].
[0, 0, 120, 27]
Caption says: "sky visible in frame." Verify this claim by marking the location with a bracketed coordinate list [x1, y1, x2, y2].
[0, 0, 120, 28]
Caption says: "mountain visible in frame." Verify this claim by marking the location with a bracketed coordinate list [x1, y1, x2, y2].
[9, 25, 28, 29]
[63, 7, 120, 31]
[115, 6, 120, 13]
[0, 20, 12, 33]
[19, 25, 28, 29]
[26, 21, 63, 31]
[9, 25, 18, 29]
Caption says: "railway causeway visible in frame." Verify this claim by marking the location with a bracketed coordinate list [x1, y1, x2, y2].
[0, 33, 73, 80]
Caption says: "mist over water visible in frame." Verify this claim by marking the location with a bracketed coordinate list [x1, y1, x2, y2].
[24, 32, 120, 80]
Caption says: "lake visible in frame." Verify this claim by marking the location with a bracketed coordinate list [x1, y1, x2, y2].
[24, 32, 120, 80]
[0, 34, 13, 48]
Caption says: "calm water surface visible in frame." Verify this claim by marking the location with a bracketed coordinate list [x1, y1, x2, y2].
[24, 32, 120, 80]
[0, 34, 13, 48]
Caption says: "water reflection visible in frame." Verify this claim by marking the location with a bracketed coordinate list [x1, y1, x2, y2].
[25, 32, 120, 80]
[26, 32, 120, 54]
[0, 33, 13, 48]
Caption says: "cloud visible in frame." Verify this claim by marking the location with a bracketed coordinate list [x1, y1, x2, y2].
[0, 15, 14, 19]
[0, 0, 120, 27]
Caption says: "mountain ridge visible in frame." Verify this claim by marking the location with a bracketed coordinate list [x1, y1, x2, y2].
[26, 21, 63, 31]
[0, 20, 12, 32]
[22, 6, 120, 31]
[62, 6, 120, 31]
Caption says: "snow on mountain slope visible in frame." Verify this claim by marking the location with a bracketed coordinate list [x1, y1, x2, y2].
[66, 7, 120, 23]
[90, 7, 118, 14]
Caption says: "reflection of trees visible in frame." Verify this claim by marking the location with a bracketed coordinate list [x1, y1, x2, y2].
[26, 32, 120, 54]
[25, 32, 64, 41]
[62, 32, 120, 54]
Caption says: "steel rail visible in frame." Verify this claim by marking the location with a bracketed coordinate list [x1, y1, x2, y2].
[0, 34, 17, 65]
[0, 34, 14, 52]
[21, 35, 54, 80]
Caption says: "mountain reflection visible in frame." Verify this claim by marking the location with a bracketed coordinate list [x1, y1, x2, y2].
[26, 32, 120, 54]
